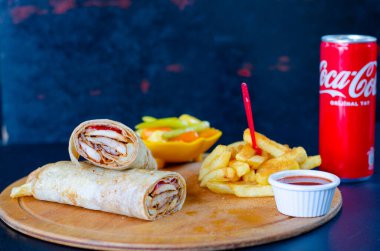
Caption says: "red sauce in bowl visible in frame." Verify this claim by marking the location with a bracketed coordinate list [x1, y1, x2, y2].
[278, 175, 332, 185]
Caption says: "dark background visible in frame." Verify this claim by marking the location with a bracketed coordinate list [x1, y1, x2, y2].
[1, 0, 380, 155]
[1, 2, 380, 250]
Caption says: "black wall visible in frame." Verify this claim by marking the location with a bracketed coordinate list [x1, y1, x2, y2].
[1, 0, 380, 154]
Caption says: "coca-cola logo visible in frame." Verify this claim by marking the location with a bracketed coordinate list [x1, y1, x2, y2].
[320, 60, 377, 98]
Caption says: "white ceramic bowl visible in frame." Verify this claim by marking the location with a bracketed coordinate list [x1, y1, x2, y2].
[269, 170, 340, 217]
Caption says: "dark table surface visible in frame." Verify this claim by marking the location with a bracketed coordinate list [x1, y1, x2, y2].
[1, 139, 380, 251]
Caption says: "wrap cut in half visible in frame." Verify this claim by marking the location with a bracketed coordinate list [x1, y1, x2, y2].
[11, 161, 186, 221]
[69, 119, 157, 170]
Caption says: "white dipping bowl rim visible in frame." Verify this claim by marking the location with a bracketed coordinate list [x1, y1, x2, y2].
[269, 170, 340, 191]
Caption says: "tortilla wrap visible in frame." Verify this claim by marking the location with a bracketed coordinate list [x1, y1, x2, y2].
[11, 161, 186, 221]
[69, 119, 157, 170]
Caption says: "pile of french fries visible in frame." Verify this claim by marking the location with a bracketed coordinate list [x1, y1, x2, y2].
[198, 129, 321, 197]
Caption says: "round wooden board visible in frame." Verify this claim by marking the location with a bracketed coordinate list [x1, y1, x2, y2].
[0, 162, 342, 251]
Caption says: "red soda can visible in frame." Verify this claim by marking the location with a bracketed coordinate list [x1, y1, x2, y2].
[319, 35, 377, 181]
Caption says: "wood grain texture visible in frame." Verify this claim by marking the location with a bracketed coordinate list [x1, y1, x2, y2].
[0, 162, 342, 250]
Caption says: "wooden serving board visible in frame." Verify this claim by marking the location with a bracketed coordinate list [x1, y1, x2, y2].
[0, 162, 342, 250]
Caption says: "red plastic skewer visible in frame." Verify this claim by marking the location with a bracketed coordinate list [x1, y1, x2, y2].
[241, 83, 262, 155]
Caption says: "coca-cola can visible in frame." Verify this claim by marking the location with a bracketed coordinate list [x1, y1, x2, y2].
[319, 34, 377, 181]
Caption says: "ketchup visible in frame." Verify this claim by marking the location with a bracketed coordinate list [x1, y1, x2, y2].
[278, 176, 331, 185]
[87, 125, 122, 134]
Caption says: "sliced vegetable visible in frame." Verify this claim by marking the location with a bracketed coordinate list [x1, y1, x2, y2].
[199, 128, 219, 138]
[136, 115, 218, 143]
[135, 117, 187, 130]
[169, 131, 199, 142]
[162, 121, 210, 139]
[147, 131, 166, 142]
[142, 116, 157, 122]
[179, 114, 201, 125]
[141, 127, 172, 140]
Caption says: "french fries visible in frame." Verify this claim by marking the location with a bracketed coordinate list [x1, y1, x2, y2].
[200, 167, 236, 187]
[229, 160, 250, 177]
[242, 170, 256, 183]
[206, 181, 234, 194]
[207, 181, 273, 197]
[246, 155, 267, 169]
[279, 147, 307, 163]
[301, 155, 322, 170]
[198, 145, 231, 181]
[227, 141, 245, 159]
[235, 144, 256, 162]
[243, 129, 289, 157]
[230, 183, 274, 197]
[256, 158, 300, 185]
[199, 129, 322, 197]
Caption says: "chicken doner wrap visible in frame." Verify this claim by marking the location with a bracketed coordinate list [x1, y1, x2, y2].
[11, 161, 186, 220]
[69, 119, 157, 170]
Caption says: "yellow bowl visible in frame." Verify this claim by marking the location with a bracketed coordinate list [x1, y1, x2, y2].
[143, 129, 222, 165]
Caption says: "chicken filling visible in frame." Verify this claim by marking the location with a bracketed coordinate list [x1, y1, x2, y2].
[146, 177, 183, 217]
[78, 125, 135, 165]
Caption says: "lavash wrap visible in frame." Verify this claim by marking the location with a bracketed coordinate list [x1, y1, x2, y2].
[11, 161, 186, 220]
[69, 119, 157, 170]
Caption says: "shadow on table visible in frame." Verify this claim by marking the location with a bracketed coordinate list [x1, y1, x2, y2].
[0, 220, 87, 251]
[238, 209, 343, 251]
